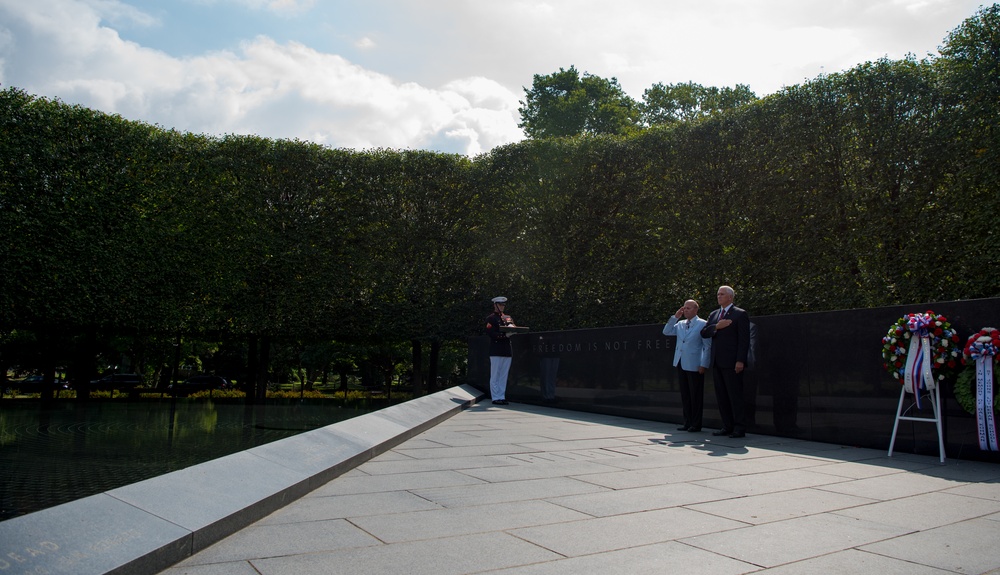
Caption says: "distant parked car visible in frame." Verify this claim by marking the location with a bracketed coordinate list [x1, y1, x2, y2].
[88, 373, 142, 391]
[168, 375, 230, 396]
[10, 375, 69, 393]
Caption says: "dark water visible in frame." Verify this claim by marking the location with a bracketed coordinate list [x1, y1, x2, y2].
[0, 400, 373, 522]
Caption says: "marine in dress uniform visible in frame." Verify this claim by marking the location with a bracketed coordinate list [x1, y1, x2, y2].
[486, 296, 515, 405]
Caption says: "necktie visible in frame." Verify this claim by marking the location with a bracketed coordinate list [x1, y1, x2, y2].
[719, 307, 726, 320]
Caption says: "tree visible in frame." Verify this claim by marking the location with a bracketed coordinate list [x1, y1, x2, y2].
[934, 3, 1000, 298]
[641, 82, 757, 126]
[518, 66, 639, 138]
[938, 3, 1000, 164]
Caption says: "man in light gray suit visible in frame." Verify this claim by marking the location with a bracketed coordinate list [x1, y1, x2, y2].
[663, 299, 712, 432]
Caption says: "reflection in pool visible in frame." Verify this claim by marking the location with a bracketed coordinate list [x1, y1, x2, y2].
[0, 400, 376, 521]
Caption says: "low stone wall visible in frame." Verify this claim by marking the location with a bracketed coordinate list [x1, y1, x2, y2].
[0, 385, 485, 575]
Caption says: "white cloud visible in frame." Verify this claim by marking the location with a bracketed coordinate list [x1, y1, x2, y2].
[80, 0, 159, 28]
[198, 0, 317, 16]
[369, 0, 981, 98]
[0, 0, 525, 154]
[264, 0, 315, 13]
[179, 38, 523, 154]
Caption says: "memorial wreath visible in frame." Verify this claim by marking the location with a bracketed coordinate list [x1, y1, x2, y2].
[881, 311, 962, 409]
[956, 327, 1000, 451]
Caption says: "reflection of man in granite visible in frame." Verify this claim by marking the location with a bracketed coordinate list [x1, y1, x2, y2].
[538, 335, 559, 402]
[662, 299, 712, 432]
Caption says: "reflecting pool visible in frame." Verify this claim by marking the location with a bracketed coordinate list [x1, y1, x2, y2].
[0, 400, 375, 521]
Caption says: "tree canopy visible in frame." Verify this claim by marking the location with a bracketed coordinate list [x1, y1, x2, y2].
[519, 69, 758, 136]
[518, 66, 640, 138]
[641, 81, 758, 125]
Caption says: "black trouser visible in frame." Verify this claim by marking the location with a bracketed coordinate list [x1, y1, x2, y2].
[676, 366, 705, 429]
[713, 366, 746, 433]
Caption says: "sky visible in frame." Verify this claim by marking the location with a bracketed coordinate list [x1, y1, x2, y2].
[0, 0, 988, 156]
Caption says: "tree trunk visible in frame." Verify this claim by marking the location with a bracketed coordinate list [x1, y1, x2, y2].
[257, 335, 271, 402]
[170, 333, 182, 400]
[246, 334, 259, 405]
[411, 339, 424, 396]
[428, 339, 441, 393]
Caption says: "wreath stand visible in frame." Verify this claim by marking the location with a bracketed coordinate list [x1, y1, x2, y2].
[888, 385, 945, 464]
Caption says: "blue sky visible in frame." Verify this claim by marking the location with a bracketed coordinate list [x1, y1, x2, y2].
[0, 0, 987, 155]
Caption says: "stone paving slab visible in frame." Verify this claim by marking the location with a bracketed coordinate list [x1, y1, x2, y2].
[859, 515, 1000, 574]
[507, 506, 746, 557]
[410, 475, 608, 507]
[258, 489, 445, 523]
[250, 532, 563, 575]
[758, 549, 955, 574]
[832, 490, 1000, 530]
[688, 486, 877, 525]
[681, 512, 912, 568]
[309, 469, 486, 496]
[158, 401, 1000, 575]
[348, 499, 592, 543]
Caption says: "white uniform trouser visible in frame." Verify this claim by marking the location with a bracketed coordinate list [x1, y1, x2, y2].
[489, 356, 512, 400]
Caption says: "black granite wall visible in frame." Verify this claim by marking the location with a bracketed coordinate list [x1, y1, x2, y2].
[468, 297, 1000, 462]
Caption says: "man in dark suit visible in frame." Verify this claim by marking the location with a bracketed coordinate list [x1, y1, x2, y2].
[700, 285, 751, 438]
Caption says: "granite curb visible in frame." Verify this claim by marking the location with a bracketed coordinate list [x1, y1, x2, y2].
[0, 385, 485, 575]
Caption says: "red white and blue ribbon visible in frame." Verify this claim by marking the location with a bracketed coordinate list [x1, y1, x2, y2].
[968, 337, 999, 451]
[903, 313, 936, 409]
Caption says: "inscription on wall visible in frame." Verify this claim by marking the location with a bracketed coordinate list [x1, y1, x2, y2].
[535, 332, 673, 355]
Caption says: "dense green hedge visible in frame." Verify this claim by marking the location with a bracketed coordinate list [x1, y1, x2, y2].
[2, 5, 997, 386]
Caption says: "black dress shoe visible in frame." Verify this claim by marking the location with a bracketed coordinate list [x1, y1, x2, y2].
[712, 429, 732, 436]
[729, 432, 746, 438]
[676, 426, 690, 431]
[687, 427, 701, 432]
